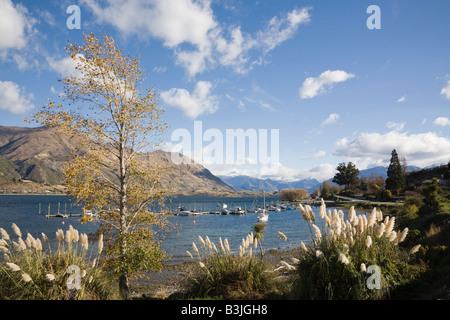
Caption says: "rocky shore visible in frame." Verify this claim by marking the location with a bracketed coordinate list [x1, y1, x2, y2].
[130, 248, 300, 299]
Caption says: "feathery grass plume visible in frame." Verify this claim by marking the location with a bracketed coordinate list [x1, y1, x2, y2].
[375, 222, 385, 238]
[17, 238, 26, 251]
[41, 233, 49, 243]
[198, 236, 206, 247]
[0, 245, 8, 253]
[205, 236, 212, 249]
[280, 261, 296, 271]
[0, 228, 10, 241]
[385, 216, 395, 238]
[278, 231, 287, 241]
[312, 224, 322, 242]
[6, 262, 21, 272]
[56, 229, 64, 243]
[319, 199, 326, 219]
[21, 273, 32, 283]
[368, 208, 377, 228]
[186, 251, 194, 259]
[71, 227, 79, 243]
[376, 209, 383, 222]
[306, 205, 315, 222]
[360, 263, 367, 273]
[0, 239, 7, 247]
[80, 233, 88, 251]
[397, 228, 409, 244]
[65, 229, 72, 244]
[410, 244, 421, 254]
[199, 262, 205, 268]
[366, 235, 372, 248]
[212, 242, 218, 254]
[25, 233, 36, 248]
[338, 252, 349, 265]
[192, 242, 199, 254]
[12, 223, 21, 238]
[389, 231, 397, 242]
[46, 274, 55, 281]
[224, 238, 230, 254]
[301, 242, 308, 252]
[33, 238, 43, 251]
[316, 250, 324, 259]
[98, 234, 104, 254]
[219, 237, 226, 254]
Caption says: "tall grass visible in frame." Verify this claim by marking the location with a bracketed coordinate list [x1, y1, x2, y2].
[290, 200, 423, 300]
[0, 223, 119, 300]
[182, 233, 278, 299]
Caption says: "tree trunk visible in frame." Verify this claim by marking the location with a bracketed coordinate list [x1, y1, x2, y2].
[119, 274, 130, 300]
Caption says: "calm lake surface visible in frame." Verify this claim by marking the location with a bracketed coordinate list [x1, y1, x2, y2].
[0, 194, 323, 264]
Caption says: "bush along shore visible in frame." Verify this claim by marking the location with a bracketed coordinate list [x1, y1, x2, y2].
[0, 198, 448, 300]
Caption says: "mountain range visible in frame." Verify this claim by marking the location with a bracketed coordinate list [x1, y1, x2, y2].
[218, 175, 320, 193]
[0, 126, 235, 196]
[0, 125, 431, 196]
[219, 165, 425, 193]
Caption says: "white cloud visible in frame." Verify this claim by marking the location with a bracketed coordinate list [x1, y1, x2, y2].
[83, 0, 311, 76]
[333, 130, 450, 168]
[397, 95, 406, 103]
[303, 150, 326, 160]
[434, 117, 450, 127]
[299, 70, 355, 99]
[207, 161, 335, 182]
[0, 80, 35, 114]
[46, 55, 83, 78]
[321, 113, 340, 127]
[0, 0, 35, 52]
[441, 81, 450, 100]
[161, 81, 219, 118]
[386, 121, 406, 131]
[256, 7, 311, 54]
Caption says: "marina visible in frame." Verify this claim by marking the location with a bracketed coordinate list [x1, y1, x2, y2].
[0, 194, 327, 264]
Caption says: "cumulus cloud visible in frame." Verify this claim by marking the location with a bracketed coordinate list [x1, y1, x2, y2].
[300, 70, 355, 99]
[0, 80, 35, 114]
[46, 55, 82, 78]
[434, 117, 450, 126]
[207, 161, 335, 182]
[0, 0, 35, 52]
[321, 113, 340, 127]
[161, 81, 219, 118]
[82, 0, 311, 76]
[333, 130, 450, 168]
[441, 81, 450, 100]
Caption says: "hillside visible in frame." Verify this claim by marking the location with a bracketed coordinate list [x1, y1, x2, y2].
[0, 126, 235, 196]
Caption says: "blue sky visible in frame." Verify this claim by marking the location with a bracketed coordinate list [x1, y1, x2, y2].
[1, 0, 450, 182]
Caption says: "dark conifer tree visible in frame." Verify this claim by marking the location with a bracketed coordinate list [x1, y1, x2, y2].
[385, 149, 406, 196]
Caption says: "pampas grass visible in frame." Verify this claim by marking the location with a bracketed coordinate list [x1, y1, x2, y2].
[290, 199, 422, 300]
[182, 233, 278, 299]
[0, 223, 118, 300]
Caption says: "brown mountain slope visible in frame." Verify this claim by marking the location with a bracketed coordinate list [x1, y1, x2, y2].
[0, 126, 234, 196]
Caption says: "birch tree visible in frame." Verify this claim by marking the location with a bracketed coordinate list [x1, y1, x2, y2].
[30, 33, 170, 299]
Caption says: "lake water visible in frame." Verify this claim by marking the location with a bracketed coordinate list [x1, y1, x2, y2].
[0, 194, 320, 265]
